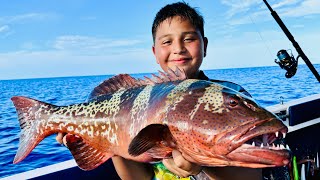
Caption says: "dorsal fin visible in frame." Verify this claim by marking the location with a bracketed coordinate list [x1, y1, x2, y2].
[152, 66, 187, 83]
[88, 67, 187, 101]
[88, 74, 144, 101]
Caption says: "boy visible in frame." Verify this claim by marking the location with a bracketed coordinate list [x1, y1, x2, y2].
[57, 2, 261, 179]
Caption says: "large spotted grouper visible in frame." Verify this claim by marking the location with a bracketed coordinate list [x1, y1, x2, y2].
[11, 68, 290, 171]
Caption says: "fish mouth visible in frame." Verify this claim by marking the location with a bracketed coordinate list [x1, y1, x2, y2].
[226, 118, 291, 167]
[244, 128, 287, 148]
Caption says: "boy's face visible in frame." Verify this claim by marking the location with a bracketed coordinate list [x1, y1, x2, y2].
[152, 16, 208, 79]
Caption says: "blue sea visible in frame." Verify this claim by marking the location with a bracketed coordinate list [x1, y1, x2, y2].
[1, 65, 320, 178]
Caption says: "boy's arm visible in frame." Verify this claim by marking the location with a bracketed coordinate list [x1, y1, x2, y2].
[112, 156, 154, 180]
[164, 150, 262, 180]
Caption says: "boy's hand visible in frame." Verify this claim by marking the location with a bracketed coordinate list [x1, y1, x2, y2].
[56, 132, 67, 146]
[162, 150, 202, 177]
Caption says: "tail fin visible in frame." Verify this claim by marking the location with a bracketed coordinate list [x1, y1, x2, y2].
[11, 96, 53, 164]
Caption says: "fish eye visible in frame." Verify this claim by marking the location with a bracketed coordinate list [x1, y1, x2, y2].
[228, 96, 239, 107]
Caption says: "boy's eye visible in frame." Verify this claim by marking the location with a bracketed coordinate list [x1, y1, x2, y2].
[162, 40, 171, 45]
[184, 38, 195, 42]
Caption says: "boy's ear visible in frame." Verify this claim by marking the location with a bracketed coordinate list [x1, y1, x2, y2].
[152, 45, 156, 55]
[203, 37, 208, 57]
[152, 45, 160, 64]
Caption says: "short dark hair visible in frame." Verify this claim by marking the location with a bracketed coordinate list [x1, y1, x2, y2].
[152, 2, 205, 42]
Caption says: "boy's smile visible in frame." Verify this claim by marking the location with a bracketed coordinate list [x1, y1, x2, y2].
[152, 16, 208, 79]
[169, 57, 192, 64]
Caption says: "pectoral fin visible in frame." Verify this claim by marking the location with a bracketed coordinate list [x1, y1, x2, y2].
[128, 124, 176, 157]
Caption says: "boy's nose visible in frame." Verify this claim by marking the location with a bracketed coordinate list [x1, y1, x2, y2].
[172, 41, 186, 54]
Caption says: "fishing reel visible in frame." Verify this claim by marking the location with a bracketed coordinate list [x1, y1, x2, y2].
[275, 49, 299, 78]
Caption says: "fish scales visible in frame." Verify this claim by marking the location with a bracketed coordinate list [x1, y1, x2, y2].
[11, 69, 290, 171]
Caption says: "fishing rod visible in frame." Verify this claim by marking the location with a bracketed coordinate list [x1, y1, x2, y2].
[263, 0, 320, 82]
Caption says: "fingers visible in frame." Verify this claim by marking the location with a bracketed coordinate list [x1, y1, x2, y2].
[62, 134, 67, 146]
[56, 133, 68, 146]
[172, 150, 193, 171]
[172, 150, 202, 174]
[162, 150, 202, 177]
[56, 133, 65, 144]
[162, 158, 191, 178]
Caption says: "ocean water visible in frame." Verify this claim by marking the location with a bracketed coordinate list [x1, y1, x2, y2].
[0, 65, 320, 178]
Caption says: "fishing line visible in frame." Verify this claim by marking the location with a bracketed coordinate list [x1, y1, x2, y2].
[249, 13, 274, 58]
[239, 1, 275, 59]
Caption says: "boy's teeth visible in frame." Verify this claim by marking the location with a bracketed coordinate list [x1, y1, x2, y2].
[275, 131, 279, 137]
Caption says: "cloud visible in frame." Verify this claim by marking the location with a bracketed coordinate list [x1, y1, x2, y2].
[227, 10, 268, 26]
[0, 47, 156, 80]
[291, 24, 305, 28]
[0, 34, 155, 79]
[0, 13, 57, 24]
[52, 35, 144, 55]
[272, 0, 300, 9]
[220, 0, 261, 18]
[0, 25, 9, 33]
[203, 28, 320, 70]
[1, 28, 319, 80]
[221, 0, 320, 26]
[0, 25, 12, 38]
[279, 0, 320, 17]
[20, 42, 38, 50]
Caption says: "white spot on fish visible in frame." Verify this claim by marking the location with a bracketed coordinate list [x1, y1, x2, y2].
[202, 120, 208, 125]
[67, 126, 74, 131]
[163, 79, 198, 125]
[129, 85, 153, 138]
[109, 133, 118, 144]
[80, 128, 87, 135]
[74, 128, 80, 134]
[95, 131, 100, 136]
[166, 79, 198, 110]
[176, 121, 190, 132]
[189, 84, 227, 120]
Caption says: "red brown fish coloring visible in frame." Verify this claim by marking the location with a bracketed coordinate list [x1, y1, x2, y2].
[11, 68, 290, 171]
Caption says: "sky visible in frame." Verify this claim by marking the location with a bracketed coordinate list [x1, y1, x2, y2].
[0, 0, 320, 80]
